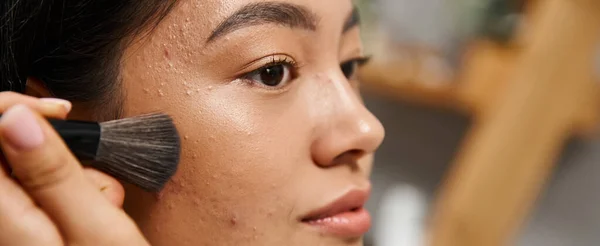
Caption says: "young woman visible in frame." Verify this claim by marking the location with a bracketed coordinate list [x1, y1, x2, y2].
[0, 0, 385, 245]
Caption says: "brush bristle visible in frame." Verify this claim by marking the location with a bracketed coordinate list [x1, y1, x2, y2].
[92, 113, 180, 192]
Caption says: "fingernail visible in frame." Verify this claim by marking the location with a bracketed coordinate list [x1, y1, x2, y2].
[40, 98, 72, 112]
[0, 105, 45, 151]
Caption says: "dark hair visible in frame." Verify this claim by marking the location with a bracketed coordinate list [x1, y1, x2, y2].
[1, 1, 177, 120]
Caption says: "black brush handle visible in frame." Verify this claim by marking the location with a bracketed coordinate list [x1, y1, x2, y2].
[0, 115, 101, 160]
[47, 119, 101, 161]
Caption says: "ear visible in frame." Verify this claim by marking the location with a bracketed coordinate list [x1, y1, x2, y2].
[24, 77, 53, 98]
[25, 77, 91, 121]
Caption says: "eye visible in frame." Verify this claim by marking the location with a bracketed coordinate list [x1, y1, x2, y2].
[340, 61, 357, 79]
[340, 57, 371, 79]
[245, 58, 296, 88]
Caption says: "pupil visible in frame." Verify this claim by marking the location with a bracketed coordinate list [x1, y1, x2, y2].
[260, 65, 284, 86]
[341, 62, 354, 79]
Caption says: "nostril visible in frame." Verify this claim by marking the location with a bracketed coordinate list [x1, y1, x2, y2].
[329, 149, 365, 167]
[347, 149, 364, 158]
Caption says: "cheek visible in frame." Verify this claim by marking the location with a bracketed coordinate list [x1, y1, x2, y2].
[154, 85, 312, 226]
[122, 82, 314, 242]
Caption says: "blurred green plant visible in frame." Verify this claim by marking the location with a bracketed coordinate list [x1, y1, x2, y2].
[455, 0, 523, 43]
[355, 0, 522, 45]
[353, 0, 381, 52]
[353, 0, 377, 29]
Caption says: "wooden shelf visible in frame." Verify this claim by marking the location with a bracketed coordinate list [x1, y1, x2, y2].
[357, 40, 512, 115]
[358, 60, 470, 114]
[358, 39, 600, 135]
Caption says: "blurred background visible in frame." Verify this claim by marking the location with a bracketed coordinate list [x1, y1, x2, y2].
[355, 0, 600, 245]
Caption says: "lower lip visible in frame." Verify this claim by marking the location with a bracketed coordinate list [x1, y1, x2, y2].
[303, 208, 371, 238]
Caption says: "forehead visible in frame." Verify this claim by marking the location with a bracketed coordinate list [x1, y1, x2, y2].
[159, 0, 354, 41]
[121, 0, 357, 85]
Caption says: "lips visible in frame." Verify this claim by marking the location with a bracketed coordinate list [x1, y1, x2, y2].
[301, 188, 372, 238]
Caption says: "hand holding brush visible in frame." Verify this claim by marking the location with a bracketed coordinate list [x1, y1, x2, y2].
[0, 93, 179, 246]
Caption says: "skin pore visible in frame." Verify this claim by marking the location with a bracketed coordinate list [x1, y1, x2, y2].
[114, 0, 385, 245]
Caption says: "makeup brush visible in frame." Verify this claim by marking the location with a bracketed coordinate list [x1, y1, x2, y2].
[46, 113, 181, 192]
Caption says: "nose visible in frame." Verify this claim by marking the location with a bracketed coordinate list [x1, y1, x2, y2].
[310, 73, 385, 168]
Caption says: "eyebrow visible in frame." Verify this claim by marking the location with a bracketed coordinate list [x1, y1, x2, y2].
[207, 2, 319, 43]
[343, 7, 361, 33]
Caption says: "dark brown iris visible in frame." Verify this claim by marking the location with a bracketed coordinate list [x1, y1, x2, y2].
[259, 64, 285, 86]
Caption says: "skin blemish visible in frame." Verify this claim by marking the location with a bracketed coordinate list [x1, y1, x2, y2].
[116, 0, 382, 244]
[316, 73, 335, 85]
[314, 73, 333, 84]
[154, 191, 165, 201]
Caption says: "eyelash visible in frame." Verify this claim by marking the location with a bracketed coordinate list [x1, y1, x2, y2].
[266, 56, 299, 70]
[341, 56, 371, 79]
[353, 56, 372, 67]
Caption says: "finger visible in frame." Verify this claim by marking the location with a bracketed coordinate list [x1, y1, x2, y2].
[83, 168, 125, 207]
[0, 160, 63, 246]
[0, 93, 70, 175]
[0, 105, 143, 244]
[0, 92, 71, 119]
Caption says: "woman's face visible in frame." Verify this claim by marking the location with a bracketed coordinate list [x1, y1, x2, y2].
[119, 0, 384, 245]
